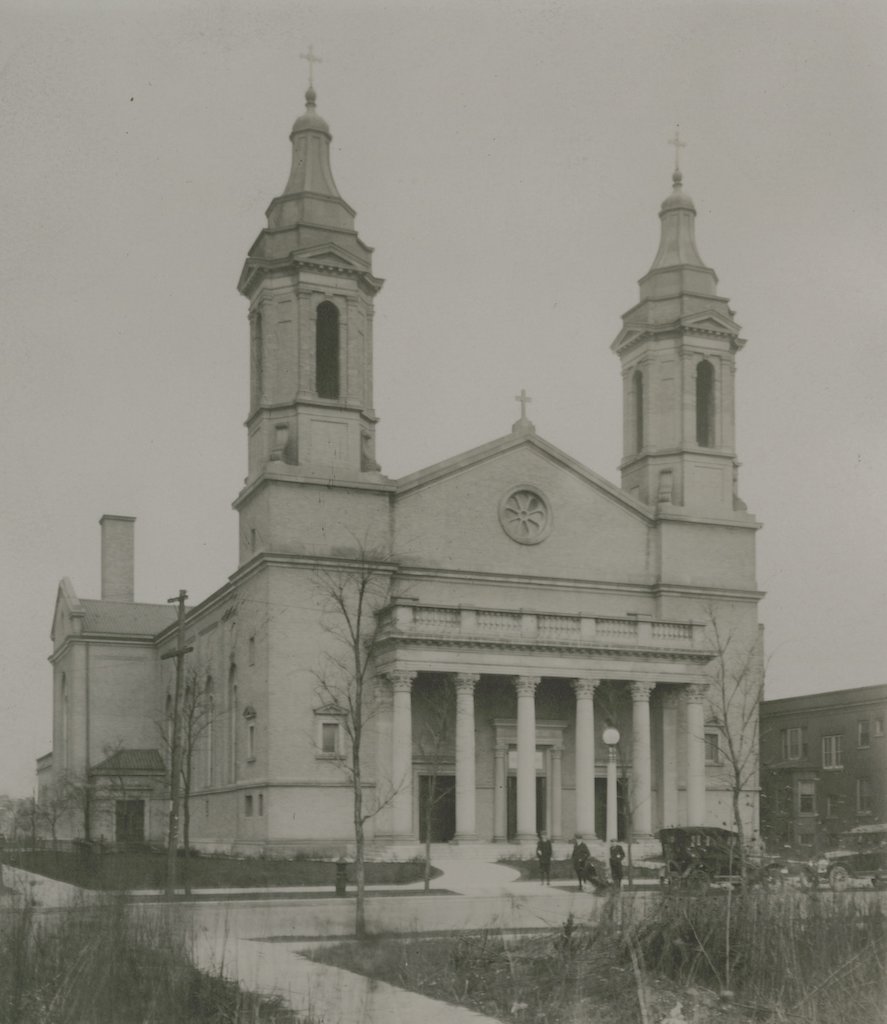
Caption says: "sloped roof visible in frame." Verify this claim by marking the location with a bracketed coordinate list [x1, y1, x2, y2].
[91, 749, 166, 774]
[80, 600, 176, 637]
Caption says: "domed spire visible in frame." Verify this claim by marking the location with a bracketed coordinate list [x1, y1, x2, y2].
[282, 83, 340, 199]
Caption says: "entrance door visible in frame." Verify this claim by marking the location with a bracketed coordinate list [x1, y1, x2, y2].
[506, 776, 547, 839]
[115, 799, 145, 845]
[418, 775, 456, 842]
[594, 778, 627, 840]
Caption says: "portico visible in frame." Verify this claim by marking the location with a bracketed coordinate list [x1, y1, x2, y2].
[378, 602, 716, 844]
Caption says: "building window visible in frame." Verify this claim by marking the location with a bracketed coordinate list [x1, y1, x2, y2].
[798, 832, 814, 847]
[633, 369, 644, 453]
[822, 734, 843, 769]
[704, 731, 721, 765]
[797, 780, 816, 815]
[248, 636, 256, 666]
[244, 794, 253, 817]
[315, 301, 340, 399]
[320, 721, 340, 755]
[248, 723, 256, 761]
[858, 720, 871, 748]
[781, 727, 804, 761]
[258, 793, 264, 816]
[825, 794, 839, 818]
[874, 717, 884, 738]
[695, 359, 715, 448]
[857, 778, 872, 814]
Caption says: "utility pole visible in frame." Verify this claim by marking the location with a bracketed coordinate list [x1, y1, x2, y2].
[161, 590, 192, 898]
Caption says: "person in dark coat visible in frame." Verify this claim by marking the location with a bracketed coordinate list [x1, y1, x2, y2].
[571, 836, 591, 890]
[536, 831, 553, 885]
[609, 839, 626, 887]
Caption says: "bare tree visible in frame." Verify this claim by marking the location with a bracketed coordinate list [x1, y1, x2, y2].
[414, 677, 455, 893]
[703, 611, 766, 879]
[38, 771, 89, 851]
[313, 545, 397, 937]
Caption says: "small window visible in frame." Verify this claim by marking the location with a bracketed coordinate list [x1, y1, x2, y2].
[258, 793, 264, 816]
[798, 780, 816, 815]
[798, 832, 814, 847]
[874, 718, 884, 738]
[822, 734, 843, 769]
[857, 778, 872, 814]
[633, 369, 644, 453]
[781, 727, 804, 761]
[248, 636, 256, 666]
[704, 731, 721, 765]
[244, 794, 253, 817]
[205, 799, 209, 816]
[315, 301, 340, 399]
[250, 528, 257, 552]
[695, 359, 715, 448]
[858, 720, 871, 748]
[826, 794, 839, 818]
[321, 722, 340, 755]
[248, 723, 256, 761]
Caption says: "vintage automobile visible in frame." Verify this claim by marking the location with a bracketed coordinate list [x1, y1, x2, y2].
[799, 823, 887, 891]
[658, 826, 787, 891]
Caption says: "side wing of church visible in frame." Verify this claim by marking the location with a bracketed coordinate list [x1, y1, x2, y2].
[42, 85, 763, 854]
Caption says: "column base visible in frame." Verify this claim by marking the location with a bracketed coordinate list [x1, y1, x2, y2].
[452, 833, 480, 844]
[515, 832, 538, 843]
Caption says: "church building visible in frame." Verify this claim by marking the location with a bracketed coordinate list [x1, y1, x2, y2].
[44, 82, 764, 853]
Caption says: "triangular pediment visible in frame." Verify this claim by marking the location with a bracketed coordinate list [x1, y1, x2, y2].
[293, 242, 362, 270]
[50, 577, 84, 643]
[680, 309, 740, 336]
[392, 428, 654, 583]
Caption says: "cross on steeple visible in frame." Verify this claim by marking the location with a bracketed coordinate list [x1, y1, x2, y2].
[300, 44, 322, 87]
[515, 389, 532, 419]
[668, 125, 686, 172]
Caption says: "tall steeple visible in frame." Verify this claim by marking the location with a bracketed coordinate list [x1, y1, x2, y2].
[612, 158, 748, 517]
[234, 74, 388, 565]
[237, 80, 384, 483]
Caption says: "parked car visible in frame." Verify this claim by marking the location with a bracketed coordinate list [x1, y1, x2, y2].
[658, 826, 787, 891]
[799, 823, 887, 892]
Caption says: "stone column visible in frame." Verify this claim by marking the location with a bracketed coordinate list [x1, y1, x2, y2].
[630, 681, 655, 837]
[388, 671, 416, 839]
[493, 744, 508, 841]
[513, 675, 540, 841]
[685, 683, 708, 825]
[550, 747, 563, 840]
[571, 678, 598, 839]
[660, 689, 680, 828]
[453, 673, 480, 841]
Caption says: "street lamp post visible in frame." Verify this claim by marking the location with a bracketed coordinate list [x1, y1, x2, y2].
[603, 726, 620, 843]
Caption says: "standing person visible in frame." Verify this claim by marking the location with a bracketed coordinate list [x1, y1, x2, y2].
[609, 839, 626, 888]
[571, 835, 591, 891]
[536, 830, 553, 885]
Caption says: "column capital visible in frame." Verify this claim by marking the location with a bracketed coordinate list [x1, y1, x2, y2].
[453, 672, 480, 694]
[550, 746, 563, 762]
[571, 678, 599, 700]
[685, 682, 709, 703]
[385, 670, 416, 694]
[629, 680, 656, 703]
[512, 675, 540, 697]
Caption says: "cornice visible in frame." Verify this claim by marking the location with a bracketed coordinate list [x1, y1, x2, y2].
[378, 632, 715, 664]
[49, 634, 161, 663]
[234, 466, 396, 508]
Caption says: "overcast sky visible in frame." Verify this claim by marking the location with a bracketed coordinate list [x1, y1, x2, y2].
[1, 0, 885, 797]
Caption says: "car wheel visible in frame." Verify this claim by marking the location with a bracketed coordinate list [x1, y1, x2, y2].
[829, 865, 850, 892]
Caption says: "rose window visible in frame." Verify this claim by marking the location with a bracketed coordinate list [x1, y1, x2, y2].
[499, 488, 551, 545]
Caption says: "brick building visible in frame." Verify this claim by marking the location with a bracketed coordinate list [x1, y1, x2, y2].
[760, 684, 887, 853]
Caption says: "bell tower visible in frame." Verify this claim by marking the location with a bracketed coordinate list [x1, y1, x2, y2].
[237, 82, 383, 482]
[612, 159, 748, 517]
[234, 74, 392, 564]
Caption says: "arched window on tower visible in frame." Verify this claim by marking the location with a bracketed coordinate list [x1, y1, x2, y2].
[315, 301, 340, 399]
[696, 359, 715, 448]
[228, 667, 238, 783]
[633, 369, 644, 453]
[250, 312, 263, 410]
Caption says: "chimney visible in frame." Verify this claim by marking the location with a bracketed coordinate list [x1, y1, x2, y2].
[99, 515, 135, 601]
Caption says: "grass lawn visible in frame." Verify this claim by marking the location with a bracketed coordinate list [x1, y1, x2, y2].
[308, 892, 887, 1024]
[2, 848, 430, 891]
